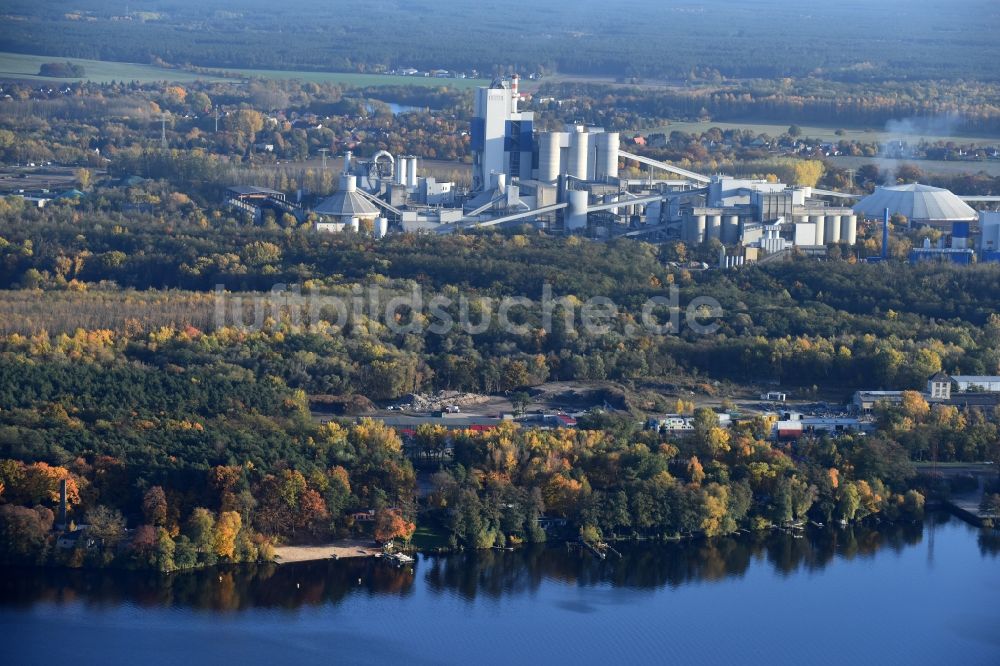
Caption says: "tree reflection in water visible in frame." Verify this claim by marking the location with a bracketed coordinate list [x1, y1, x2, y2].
[423, 519, 928, 599]
[0, 516, 974, 612]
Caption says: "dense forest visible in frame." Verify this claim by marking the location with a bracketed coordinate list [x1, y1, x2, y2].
[2, 186, 1000, 570]
[3, 193, 1000, 393]
[1, 320, 991, 569]
[2, 0, 998, 82]
[534, 80, 1000, 137]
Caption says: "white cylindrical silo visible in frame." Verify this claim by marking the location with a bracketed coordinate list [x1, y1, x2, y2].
[825, 215, 841, 243]
[810, 214, 825, 245]
[407, 157, 418, 188]
[694, 214, 706, 244]
[566, 190, 588, 230]
[349, 217, 360, 233]
[539, 132, 562, 182]
[375, 217, 388, 239]
[595, 132, 620, 180]
[707, 214, 722, 241]
[341, 174, 357, 192]
[842, 214, 857, 245]
[395, 157, 408, 185]
[568, 129, 589, 180]
[722, 214, 739, 244]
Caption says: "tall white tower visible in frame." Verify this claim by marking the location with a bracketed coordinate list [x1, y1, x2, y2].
[471, 77, 534, 192]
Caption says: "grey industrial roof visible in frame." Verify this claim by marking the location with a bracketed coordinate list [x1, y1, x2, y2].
[853, 183, 976, 222]
[950, 375, 1000, 383]
[313, 190, 380, 218]
[227, 185, 283, 196]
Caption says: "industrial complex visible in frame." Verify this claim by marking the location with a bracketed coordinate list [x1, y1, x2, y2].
[224, 75, 1000, 267]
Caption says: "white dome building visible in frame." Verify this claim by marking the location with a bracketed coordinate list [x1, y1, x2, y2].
[853, 183, 976, 227]
[313, 174, 380, 233]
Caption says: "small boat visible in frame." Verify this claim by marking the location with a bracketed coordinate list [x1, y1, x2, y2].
[388, 552, 415, 566]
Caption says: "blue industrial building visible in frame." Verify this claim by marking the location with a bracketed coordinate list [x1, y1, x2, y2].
[909, 247, 974, 265]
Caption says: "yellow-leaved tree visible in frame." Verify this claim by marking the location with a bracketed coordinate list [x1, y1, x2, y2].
[213, 511, 242, 560]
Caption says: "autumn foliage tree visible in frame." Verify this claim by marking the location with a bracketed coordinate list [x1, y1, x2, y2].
[213, 511, 242, 560]
[375, 508, 415, 544]
[0, 461, 81, 511]
[142, 486, 168, 527]
[0, 505, 53, 563]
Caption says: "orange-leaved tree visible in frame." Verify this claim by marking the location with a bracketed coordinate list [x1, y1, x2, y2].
[374, 508, 415, 544]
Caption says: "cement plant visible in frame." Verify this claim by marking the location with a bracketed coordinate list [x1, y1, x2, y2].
[219, 74, 1000, 270]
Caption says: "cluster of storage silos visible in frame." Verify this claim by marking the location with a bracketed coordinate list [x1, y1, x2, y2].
[801, 211, 857, 245]
[394, 156, 419, 188]
[682, 209, 740, 244]
[536, 127, 620, 183]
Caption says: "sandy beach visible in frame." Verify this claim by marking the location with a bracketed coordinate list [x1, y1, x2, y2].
[273, 539, 381, 564]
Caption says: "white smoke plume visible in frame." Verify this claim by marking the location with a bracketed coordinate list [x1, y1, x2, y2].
[878, 112, 962, 184]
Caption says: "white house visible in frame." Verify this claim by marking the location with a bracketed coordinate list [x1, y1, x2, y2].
[927, 372, 952, 400]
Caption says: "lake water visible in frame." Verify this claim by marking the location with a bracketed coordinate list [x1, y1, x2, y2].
[366, 102, 418, 115]
[2, 514, 998, 665]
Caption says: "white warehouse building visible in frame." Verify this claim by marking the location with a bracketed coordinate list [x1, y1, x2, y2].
[950, 375, 1000, 393]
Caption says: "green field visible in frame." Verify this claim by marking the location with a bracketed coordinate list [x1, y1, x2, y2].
[409, 525, 451, 551]
[0, 51, 487, 89]
[223, 66, 487, 90]
[827, 156, 1000, 177]
[0, 52, 227, 84]
[647, 120, 999, 146]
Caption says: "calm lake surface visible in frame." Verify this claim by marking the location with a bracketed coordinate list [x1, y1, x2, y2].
[2, 514, 998, 665]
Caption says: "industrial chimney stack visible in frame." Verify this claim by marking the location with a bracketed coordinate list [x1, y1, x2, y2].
[882, 208, 890, 260]
[59, 478, 68, 527]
